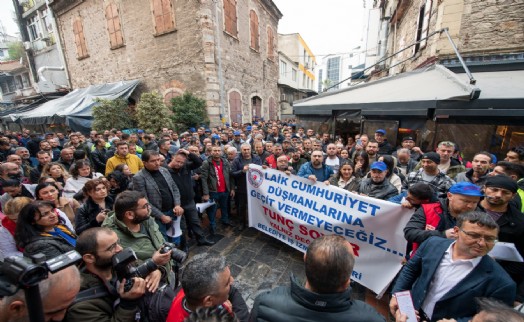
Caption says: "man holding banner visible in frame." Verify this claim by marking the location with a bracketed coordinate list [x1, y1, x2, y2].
[249, 235, 385, 322]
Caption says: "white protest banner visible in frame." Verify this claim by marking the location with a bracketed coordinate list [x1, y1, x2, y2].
[247, 164, 413, 295]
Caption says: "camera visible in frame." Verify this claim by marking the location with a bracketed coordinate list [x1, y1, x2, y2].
[0, 250, 82, 297]
[159, 242, 187, 263]
[112, 247, 158, 292]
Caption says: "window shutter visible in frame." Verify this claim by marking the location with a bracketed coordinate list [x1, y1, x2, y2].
[420, 0, 432, 48]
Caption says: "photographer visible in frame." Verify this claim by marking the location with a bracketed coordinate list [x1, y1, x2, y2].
[64, 227, 147, 322]
[0, 265, 80, 322]
[102, 190, 174, 286]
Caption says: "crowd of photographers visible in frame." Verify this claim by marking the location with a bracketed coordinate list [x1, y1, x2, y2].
[0, 121, 523, 321]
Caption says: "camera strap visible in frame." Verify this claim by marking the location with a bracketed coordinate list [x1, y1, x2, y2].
[71, 285, 109, 305]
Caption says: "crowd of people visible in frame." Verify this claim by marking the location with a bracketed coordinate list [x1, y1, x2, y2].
[0, 121, 523, 322]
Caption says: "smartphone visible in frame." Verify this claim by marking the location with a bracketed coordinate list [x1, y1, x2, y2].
[394, 291, 417, 321]
[357, 139, 362, 146]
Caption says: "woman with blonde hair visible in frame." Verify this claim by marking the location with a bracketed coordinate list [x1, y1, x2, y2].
[0, 197, 33, 258]
[41, 162, 71, 190]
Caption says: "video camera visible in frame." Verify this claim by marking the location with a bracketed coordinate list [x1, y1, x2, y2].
[112, 247, 158, 292]
[0, 250, 82, 322]
[0, 250, 82, 297]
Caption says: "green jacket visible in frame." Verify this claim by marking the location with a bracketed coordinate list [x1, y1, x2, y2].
[102, 212, 172, 284]
[64, 271, 138, 322]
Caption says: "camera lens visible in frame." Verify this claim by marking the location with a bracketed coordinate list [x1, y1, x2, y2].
[131, 259, 157, 278]
[170, 249, 187, 263]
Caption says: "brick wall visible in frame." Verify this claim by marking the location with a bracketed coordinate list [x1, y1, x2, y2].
[54, 0, 280, 126]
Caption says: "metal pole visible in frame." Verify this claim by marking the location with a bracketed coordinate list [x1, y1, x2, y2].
[442, 28, 476, 85]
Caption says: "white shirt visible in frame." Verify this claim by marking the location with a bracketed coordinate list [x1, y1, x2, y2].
[421, 242, 482, 319]
[325, 156, 340, 174]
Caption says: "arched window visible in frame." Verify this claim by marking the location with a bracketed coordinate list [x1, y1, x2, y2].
[249, 10, 259, 51]
[223, 0, 237, 37]
[229, 91, 242, 123]
[105, 2, 124, 49]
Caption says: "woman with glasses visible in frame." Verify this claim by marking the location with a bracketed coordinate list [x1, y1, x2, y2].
[75, 179, 114, 235]
[15, 200, 77, 259]
[35, 181, 78, 229]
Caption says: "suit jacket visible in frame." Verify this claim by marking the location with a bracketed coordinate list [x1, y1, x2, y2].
[200, 157, 234, 195]
[392, 237, 516, 322]
[132, 167, 181, 219]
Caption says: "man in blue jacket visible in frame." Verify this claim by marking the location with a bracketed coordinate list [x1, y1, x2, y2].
[390, 211, 516, 322]
[297, 150, 333, 183]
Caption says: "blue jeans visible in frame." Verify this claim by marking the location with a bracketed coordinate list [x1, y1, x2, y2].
[155, 209, 181, 245]
[208, 191, 230, 231]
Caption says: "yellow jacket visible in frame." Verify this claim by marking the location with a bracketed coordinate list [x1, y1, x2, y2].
[105, 153, 144, 176]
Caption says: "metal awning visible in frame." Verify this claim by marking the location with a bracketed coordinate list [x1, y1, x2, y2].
[294, 64, 479, 116]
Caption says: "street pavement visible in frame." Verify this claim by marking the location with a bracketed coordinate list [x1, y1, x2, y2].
[186, 224, 376, 312]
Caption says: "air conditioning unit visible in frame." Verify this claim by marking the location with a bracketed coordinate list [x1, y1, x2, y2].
[23, 41, 31, 50]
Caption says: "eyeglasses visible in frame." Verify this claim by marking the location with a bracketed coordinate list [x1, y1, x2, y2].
[105, 239, 121, 253]
[459, 228, 497, 243]
[135, 203, 151, 210]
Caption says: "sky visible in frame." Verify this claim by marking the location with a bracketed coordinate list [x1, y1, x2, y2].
[272, 0, 368, 63]
[0, 0, 368, 61]
[0, 0, 19, 36]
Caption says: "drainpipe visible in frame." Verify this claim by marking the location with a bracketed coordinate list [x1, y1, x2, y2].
[212, 0, 227, 125]
[37, 66, 64, 82]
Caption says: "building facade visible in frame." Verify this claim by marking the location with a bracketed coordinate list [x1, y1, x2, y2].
[0, 60, 35, 106]
[50, 0, 281, 125]
[277, 33, 316, 118]
[14, 0, 70, 92]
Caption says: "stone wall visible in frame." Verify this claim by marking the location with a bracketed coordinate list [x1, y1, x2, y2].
[54, 0, 280, 126]
[383, 0, 523, 73]
[458, 0, 524, 55]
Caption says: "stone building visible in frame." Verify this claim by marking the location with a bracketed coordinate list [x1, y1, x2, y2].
[50, 0, 282, 125]
[375, 0, 524, 75]
[294, 0, 524, 162]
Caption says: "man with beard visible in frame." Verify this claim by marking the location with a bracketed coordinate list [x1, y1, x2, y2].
[0, 265, 80, 322]
[231, 143, 262, 230]
[289, 148, 307, 173]
[14, 147, 33, 175]
[297, 150, 333, 183]
[254, 142, 270, 163]
[455, 152, 492, 186]
[478, 175, 524, 303]
[365, 139, 379, 164]
[169, 150, 215, 246]
[102, 190, 174, 285]
[264, 144, 284, 169]
[64, 227, 147, 321]
[404, 152, 455, 197]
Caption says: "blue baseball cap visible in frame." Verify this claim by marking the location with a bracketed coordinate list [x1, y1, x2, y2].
[246, 126, 252, 131]
[212, 134, 220, 139]
[189, 127, 196, 133]
[375, 129, 386, 135]
[448, 182, 483, 197]
[137, 129, 144, 134]
[205, 129, 211, 133]
[234, 130, 241, 136]
[370, 161, 387, 172]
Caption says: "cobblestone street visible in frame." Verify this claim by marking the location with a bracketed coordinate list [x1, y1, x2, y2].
[185, 224, 387, 315]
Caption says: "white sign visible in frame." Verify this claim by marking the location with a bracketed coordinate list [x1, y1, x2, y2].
[247, 165, 413, 295]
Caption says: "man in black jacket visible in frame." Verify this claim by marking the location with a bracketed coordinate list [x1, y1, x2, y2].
[249, 235, 385, 322]
[478, 175, 524, 303]
[91, 138, 108, 174]
[169, 149, 214, 246]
